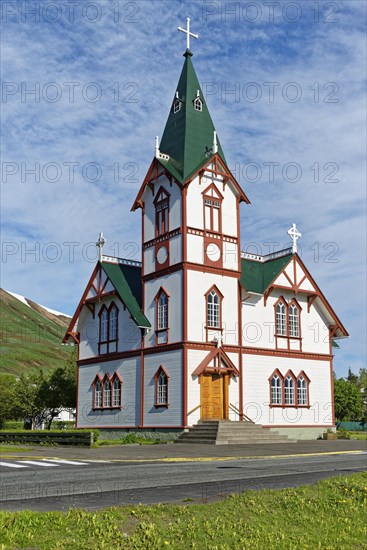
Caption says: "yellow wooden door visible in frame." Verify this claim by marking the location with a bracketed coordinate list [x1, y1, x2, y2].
[201, 374, 226, 420]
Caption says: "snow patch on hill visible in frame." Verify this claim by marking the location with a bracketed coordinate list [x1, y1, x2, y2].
[6, 290, 71, 318]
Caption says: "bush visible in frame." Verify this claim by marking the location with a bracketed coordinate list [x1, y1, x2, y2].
[3, 420, 25, 430]
[54, 420, 76, 430]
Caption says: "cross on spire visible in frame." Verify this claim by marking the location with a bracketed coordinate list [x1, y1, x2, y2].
[96, 232, 106, 262]
[177, 17, 198, 52]
[287, 223, 302, 253]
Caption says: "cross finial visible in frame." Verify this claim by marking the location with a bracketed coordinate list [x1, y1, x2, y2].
[287, 223, 302, 254]
[96, 232, 106, 262]
[177, 17, 198, 52]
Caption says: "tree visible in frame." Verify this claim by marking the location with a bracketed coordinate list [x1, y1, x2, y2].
[0, 374, 21, 428]
[16, 369, 47, 429]
[334, 378, 363, 421]
[346, 367, 359, 386]
[39, 350, 77, 430]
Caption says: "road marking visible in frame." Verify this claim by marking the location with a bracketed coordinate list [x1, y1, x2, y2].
[0, 461, 28, 468]
[20, 460, 58, 467]
[40, 459, 89, 466]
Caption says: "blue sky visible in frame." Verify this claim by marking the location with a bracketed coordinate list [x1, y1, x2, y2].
[1, 0, 366, 378]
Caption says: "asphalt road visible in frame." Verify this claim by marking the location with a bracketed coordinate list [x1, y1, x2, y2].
[1, 451, 366, 512]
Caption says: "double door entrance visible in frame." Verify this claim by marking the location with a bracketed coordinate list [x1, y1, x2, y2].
[200, 373, 229, 420]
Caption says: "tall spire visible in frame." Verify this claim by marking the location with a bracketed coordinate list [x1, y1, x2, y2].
[158, 50, 226, 184]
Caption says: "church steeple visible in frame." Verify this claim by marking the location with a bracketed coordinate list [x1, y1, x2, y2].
[158, 50, 226, 184]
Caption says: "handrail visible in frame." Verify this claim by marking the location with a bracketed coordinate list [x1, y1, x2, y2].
[229, 403, 255, 424]
[188, 404, 201, 416]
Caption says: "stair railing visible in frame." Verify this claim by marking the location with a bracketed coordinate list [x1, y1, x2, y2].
[187, 404, 201, 416]
[229, 403, 255, 424]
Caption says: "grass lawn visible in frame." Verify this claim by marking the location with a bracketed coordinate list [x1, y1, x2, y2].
[0, 445, 30, 453]
[0, 473, 366, 549]
[348, 432, 367, 440]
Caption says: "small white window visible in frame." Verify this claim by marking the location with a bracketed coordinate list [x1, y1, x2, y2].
[100, 308, 108, 342]
[110, 305, 118, 340]
[103, 378, 111, 407]
[158, 292, 168, 330]
[284, 375, 295, 405]
[194, 97, 202, 111]
[113, 377, 121, 407]
[271, 374, 282, 405]
[157, 371, 168, 405]
[207, 290, 220, 328]
[297, 376, 307, 405]
[95, 379, 102, 408]
[276, 302, 287, 336]
[289, 304, 299, 337]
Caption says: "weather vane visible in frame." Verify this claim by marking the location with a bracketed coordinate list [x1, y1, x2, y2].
[177, 17, 198, 51]
[287, 223, 302, 254]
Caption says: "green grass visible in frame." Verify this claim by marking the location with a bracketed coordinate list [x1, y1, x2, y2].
[95, 434, 166, 446]
[0, 289, 72, 375]
[349, 432, 367, 440]
[0, 445, 29, 453]
[0, 473, 366, 549]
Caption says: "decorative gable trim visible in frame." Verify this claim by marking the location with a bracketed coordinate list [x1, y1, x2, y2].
[192, 347, 240, 377]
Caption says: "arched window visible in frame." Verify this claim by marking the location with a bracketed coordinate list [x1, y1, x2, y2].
[95, 379, 102, 408]
[158, 291, 168, 330]
[154, 187, 170, 237]
[284, 375, 295, 405]
[207, 289, 220, 328]
[157, 371, 168, 405]
[289, 303, 299, 337]
[113, 376, 122, 407]
[103, 378, 111, 407]
[297, 375, 308, 405]
[271, 374, 282, 405]
[194, 97, 202, 111]
[203, 184, 223, 233]
[275, 301, 287, 336]
[100, 307, 108, 342]
[109, 304, 118, 340]
[154, 366, 169, 407]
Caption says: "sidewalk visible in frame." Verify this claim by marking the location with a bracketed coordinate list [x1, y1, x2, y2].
[1, 439, 366, 461]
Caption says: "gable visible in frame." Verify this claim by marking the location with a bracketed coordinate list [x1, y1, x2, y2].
[63, 260, 150, 343]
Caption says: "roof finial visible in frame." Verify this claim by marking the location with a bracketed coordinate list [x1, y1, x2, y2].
[177, 17, 198, 52]
[287, 223, 302, 254]
[155, 136, 170, 161]
[96, 232, 106, 262]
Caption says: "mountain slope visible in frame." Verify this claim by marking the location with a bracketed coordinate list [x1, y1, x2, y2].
[0, 289, 73, 376]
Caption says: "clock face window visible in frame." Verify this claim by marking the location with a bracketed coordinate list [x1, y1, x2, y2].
[157, 246, 168, 265]
[206, 242, 220, 262]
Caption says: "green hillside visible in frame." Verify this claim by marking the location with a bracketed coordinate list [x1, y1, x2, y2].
[0, 289, 73, 376]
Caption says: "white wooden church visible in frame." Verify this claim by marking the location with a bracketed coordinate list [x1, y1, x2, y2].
[64, 21, 348, 440]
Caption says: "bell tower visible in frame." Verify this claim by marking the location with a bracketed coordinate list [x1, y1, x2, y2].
[131, 19, 249, 425]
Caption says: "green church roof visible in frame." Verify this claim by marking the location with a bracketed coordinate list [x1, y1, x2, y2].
[158, 50, 226, 184]
[101, 261, 151, 329]
[240, 254, 294, 294]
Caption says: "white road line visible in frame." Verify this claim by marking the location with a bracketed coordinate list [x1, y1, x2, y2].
[41, 459, 89, 466]
[0, 461, 28, 468]
[19, 460, 58, 467]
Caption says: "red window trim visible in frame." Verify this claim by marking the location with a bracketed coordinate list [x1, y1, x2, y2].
[98, 301, 119, 355]
[202, 183, 223, 234]
[154, 287, 170, 345]
[154, 186, 170, 237]
[154, 365, 170, 408]
[274, 296, 302, 350]
[269, 369, 311, 408]
[92, 371, 123, 410]
[204, 285, 224, 341]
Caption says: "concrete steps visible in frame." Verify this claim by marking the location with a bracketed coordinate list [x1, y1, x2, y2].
[176, 421, 296, 445]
